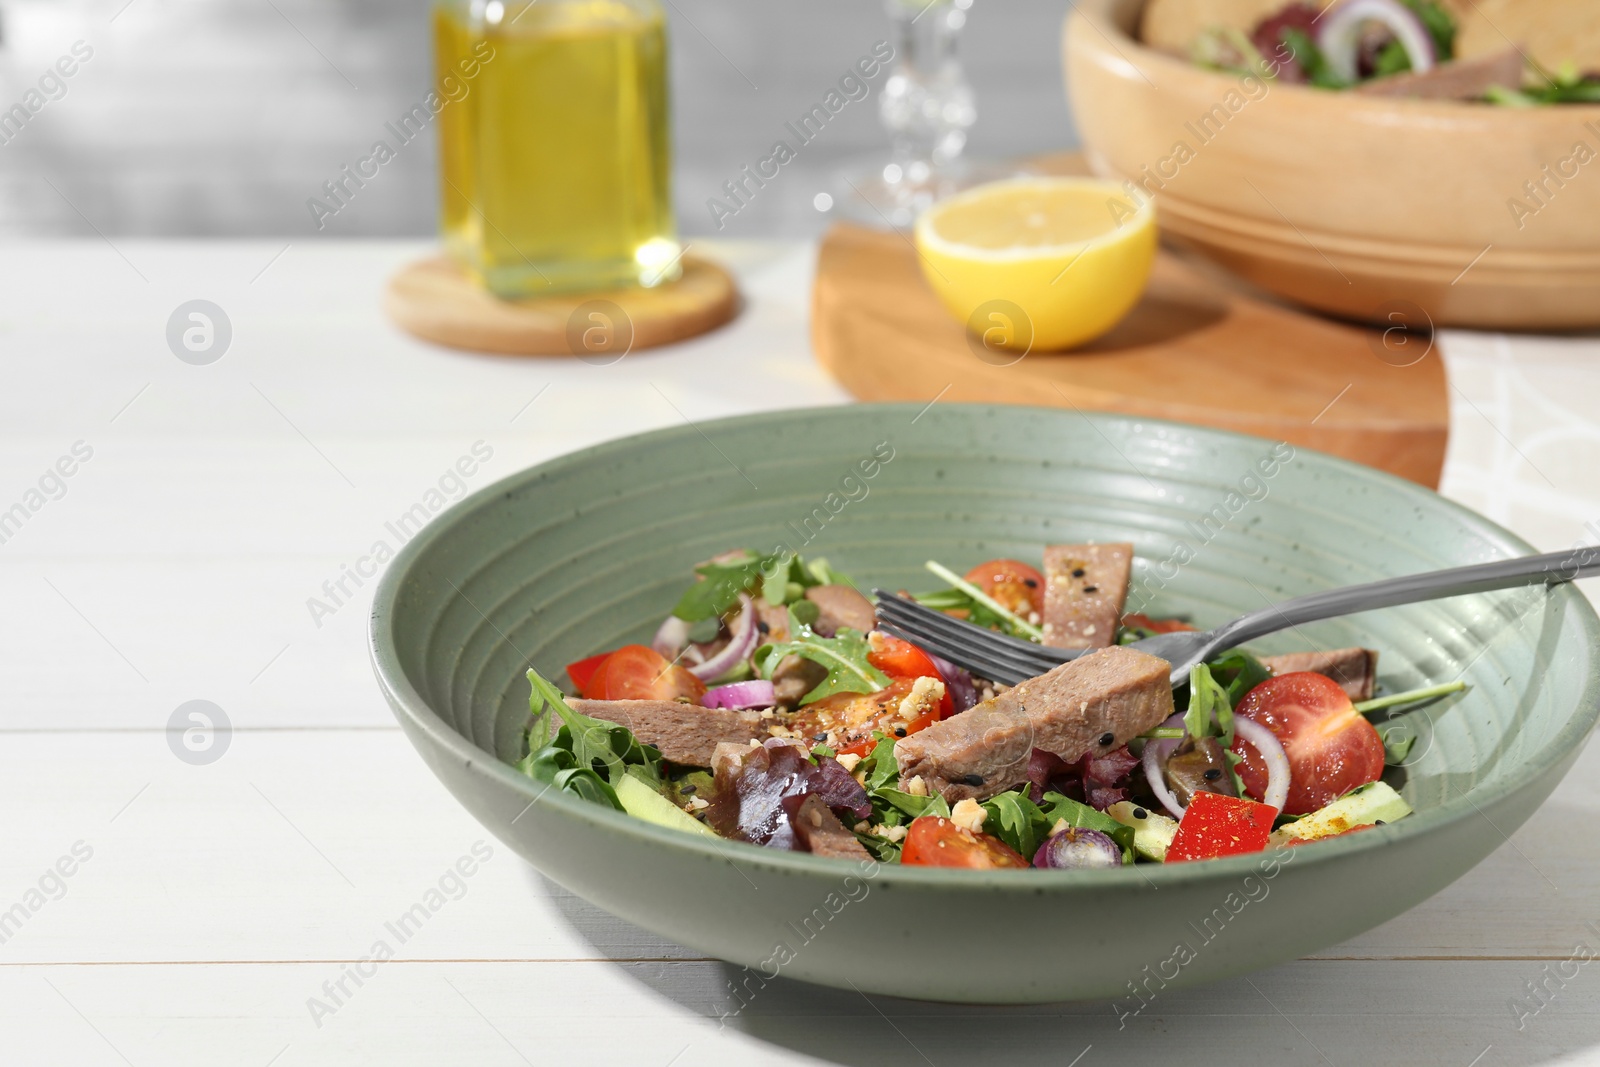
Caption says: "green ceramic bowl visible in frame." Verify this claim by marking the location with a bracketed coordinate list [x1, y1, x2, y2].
[369, 404, 1600, 1004]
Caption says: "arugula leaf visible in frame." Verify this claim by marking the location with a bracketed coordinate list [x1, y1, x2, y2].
[981, 791, 1052, 860]
[1039, 791, 1135, 861]
[863, 734, 900, 792]
[856, 831, 902, 863]
[754, 616, 891, 704]
[518, 667, 664, 811]
[1280, 28, 1349, 88]
[1206, 649, 1272, 708]
[1399, 0, 1455, 60]
[672, 550, 773, 622]
[1383, 730, 1417, 765]
[876, 788, 951, 821]
[913, 587, 1036, 642]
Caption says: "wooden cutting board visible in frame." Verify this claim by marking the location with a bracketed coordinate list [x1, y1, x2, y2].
[812, 214, 1449, 487]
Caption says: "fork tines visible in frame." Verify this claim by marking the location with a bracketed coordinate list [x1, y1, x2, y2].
[873, 590, 1069, 686]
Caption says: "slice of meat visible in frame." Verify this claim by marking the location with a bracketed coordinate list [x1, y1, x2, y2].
[1041, 543, 1133, 649]
[789, 794, 872, 860]
[771, 655, 828, 710]
[756, 600, 791, 642]
[1353, 47, 1524, 100]
[805, 584, 875, 636]
[1260, 648, 1379, 702]
[893, 645, 1174, 802]
[569, 699, 766, 767]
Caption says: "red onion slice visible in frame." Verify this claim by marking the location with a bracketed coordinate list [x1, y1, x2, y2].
[652, 615, 693, 659]
[1141, 712, 1188, 820]
[687, 594, 759, 681]
[1316, 0, 1436, 83]
[702, 679, 775, 710]
[1033, 827, 1122, 869]
[1233, 716, 1291, 813]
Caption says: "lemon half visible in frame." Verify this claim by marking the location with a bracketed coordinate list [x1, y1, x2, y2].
[913, 177, 1157, 352]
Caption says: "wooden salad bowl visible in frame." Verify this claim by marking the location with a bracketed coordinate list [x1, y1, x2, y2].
[1064, 0, 1600, 330]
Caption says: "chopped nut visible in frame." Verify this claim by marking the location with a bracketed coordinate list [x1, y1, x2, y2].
[872, 824, 908, 843]
[951, 798, 988, 834]
[854, 820, 871, 833]
[896, 676, 946, 724]
[903, 775, 931, 797]
[836, 753, 863, 773]
[1050, 817, 1070, 836]
[687, 796, 709, 811]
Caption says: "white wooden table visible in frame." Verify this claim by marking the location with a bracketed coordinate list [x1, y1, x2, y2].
[2, 239, 1598, 1066]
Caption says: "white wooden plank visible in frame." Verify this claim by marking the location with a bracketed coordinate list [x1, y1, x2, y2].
[4, 959, 1598, 1067]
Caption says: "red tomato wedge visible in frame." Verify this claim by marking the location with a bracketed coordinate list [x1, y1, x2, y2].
[1165, 791, 1278, 862]
[901, 816, 1029, 869]
[867, 635, 953, 717]
[565, 651, 614, 696]
[1121, 613, 1196, 634]
[583, 644, 706, 704]
[963, 559, 1044, 618]
[793, 676, 948, 759]
[1232, 671, 1385, 815]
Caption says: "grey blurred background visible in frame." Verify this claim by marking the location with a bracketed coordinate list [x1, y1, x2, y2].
[0, 0, 1078, 239]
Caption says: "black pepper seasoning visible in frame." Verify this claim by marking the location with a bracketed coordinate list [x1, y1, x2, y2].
[893, 727, 907, 737]
[960, 773, 984, 787]
[1071, 568, 1085, 578]
[1203, 768, 1222, 781]
[1099, 731, 1115, 746]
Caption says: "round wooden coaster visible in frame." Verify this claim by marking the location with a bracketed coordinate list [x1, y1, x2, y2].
[384, 253, 739, 357]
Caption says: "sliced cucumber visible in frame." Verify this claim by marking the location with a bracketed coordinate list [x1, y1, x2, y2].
[614, 769, 718, 838]
[1271, 781, 1412, 845]
[1107, 800, 1180, 862]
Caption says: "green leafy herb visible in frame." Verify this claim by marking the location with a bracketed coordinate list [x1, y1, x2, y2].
[876, 788, 951, 821]
[806, 557, 857, 589]
[1280, 27, 1349, 89]
[516, 667, 664, 812]
[855, 831, 902, 863]
[1382, 730, 1417, 766]
[981, 791, 1053, 859]
[1355, 679, 1466, 714]
[810, 743, 837, 760]
[672, 550, 774, 622]
[1206, 649, 1273, 708]
[1400, 0, 1456, 61]
[1183, 663, 1234, 745]
[862, 734, 900, 792]
[914, 585, 1036, 642]
[924, 560, 1044, 640]
[754, 613, 891, 704]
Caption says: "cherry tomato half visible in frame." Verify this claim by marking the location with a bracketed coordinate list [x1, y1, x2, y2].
[566, 651, 614, 696]
[901, 815, 1029, 869]
[963, 559, 1044, 618]
[584, 644, 707, 704]
[867, 634, 953, 718]
[1232, 671, 1385, 815]
[793, 676, 946, 756]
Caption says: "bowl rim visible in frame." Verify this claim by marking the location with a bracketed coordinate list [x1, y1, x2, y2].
[369, 402, 1600, 890]
[1070, 0, 1600, 119]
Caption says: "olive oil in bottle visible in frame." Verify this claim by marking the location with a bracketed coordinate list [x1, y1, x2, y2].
[434, 0, 678, 297]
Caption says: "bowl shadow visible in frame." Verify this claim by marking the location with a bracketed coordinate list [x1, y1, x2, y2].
[541, 873, 1600, 1067]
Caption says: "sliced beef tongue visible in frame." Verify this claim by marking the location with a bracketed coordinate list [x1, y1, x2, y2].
[893, 644, 1174, 803]
[786, 794, 872, 860]
[568, 699, 766, 768]
[1041, 543, 1133, 649]
[804, 584, 875, 636]
[1261, 648, 1379, 702]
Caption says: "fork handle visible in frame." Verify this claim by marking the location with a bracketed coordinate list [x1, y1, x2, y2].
[1208, 545, 1600, 653]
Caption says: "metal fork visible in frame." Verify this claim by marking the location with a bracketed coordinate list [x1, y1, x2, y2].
[873, 544, 1600, 687]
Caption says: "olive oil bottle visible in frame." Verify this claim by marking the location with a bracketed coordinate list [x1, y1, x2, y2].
[434, 0, 678, 297]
